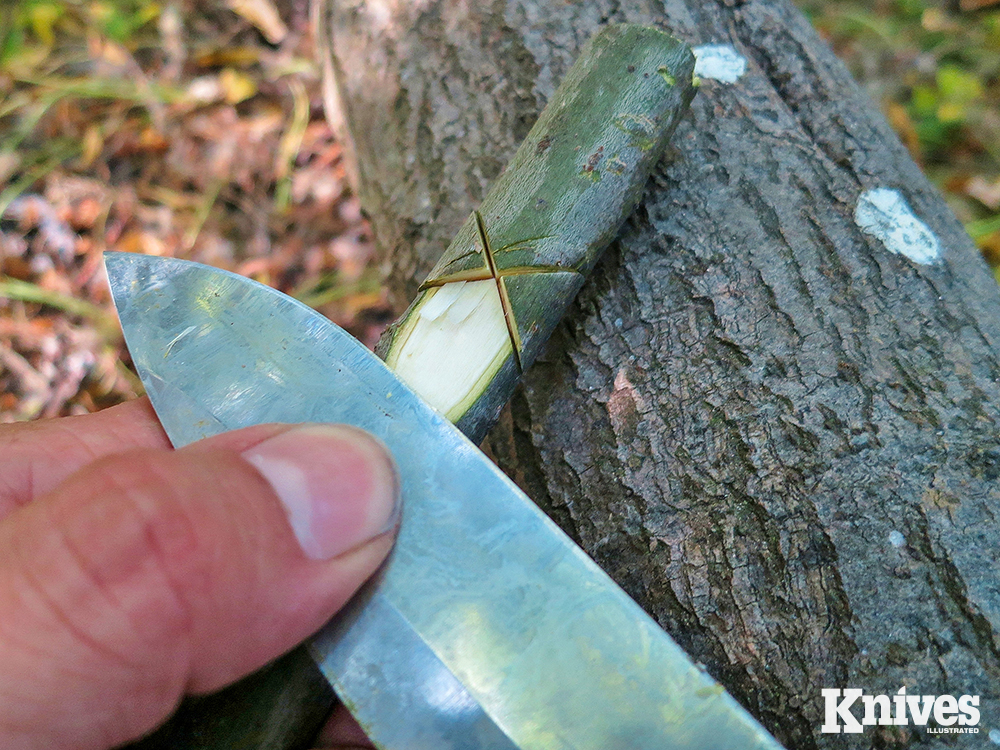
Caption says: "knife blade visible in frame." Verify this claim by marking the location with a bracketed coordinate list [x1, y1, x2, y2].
[106, 251, 785, 750]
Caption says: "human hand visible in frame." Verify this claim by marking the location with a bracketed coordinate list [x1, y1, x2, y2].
[0, 399, 398, 749]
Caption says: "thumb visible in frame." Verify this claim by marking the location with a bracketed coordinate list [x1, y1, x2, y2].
[0, 423, 399, 750]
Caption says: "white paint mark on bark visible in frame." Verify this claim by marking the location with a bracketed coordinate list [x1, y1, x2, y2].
[692, 44, 747, 84]
[989, 728, 1000, 745]
[855, 188, 941, 265]
[889, 530, 906, 548]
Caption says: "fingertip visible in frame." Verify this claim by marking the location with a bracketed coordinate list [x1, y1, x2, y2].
[241, 424, 400, 560]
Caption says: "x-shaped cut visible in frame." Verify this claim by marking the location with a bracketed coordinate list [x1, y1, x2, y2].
[419, 211, 576, 372]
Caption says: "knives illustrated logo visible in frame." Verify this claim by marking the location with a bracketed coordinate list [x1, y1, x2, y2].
[821, 688, 981, 735]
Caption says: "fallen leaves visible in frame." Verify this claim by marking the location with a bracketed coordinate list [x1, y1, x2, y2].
[1, 1, 392, 421]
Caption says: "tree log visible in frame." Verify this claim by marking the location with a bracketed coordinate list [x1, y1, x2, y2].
[319, 1, 1000, 747]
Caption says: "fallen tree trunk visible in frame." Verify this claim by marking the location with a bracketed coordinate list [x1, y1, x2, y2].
[318, 1, 1000, 747]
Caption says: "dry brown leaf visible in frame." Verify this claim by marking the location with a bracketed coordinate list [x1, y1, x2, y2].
[885, 102, 921, 162]
[965, 175, 1000, 209]
[960, 0, 1000, 11]
[219, 68, 258, 104]
[227, 0, 288, 44]
[0, 152, 21, 185]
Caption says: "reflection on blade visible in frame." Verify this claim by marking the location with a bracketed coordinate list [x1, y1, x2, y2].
[106, 252, 786, 750]
[312, 582, 520, 749]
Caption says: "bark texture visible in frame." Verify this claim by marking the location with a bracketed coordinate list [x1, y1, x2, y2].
[320, 1, 1000, 748]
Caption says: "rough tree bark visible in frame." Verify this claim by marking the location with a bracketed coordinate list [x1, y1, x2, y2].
[319, 1, 1000, 748]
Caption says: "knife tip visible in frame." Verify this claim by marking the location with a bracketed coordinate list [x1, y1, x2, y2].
[102, 251, 153, 312]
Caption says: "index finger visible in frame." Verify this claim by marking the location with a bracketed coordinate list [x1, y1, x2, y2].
[0, 398, 169, 519]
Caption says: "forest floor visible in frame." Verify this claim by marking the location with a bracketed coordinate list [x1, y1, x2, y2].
[1, 0, 998, 420]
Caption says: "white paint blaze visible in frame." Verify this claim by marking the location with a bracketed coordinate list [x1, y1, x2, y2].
[855, 188, 941, 265]
[692, 44, 747, 83]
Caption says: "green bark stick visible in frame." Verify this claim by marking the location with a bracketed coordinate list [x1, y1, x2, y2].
[378, 23, 696, 442]
[127, 23, 695, 750]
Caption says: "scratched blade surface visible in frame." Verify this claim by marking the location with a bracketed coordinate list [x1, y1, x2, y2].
[106, 252, 784, 750]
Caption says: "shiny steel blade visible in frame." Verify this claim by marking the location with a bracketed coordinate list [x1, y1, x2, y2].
[106, 251, 784, 750]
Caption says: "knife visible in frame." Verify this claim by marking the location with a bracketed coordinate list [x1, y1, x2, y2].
[106, 251, 784, 750]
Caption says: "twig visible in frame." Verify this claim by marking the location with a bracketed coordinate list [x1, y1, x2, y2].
[182, 179, 224, 251]
[291, 271, 381, 308]
[0, 347, 48, 395]
[274, 76, 310, 213]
